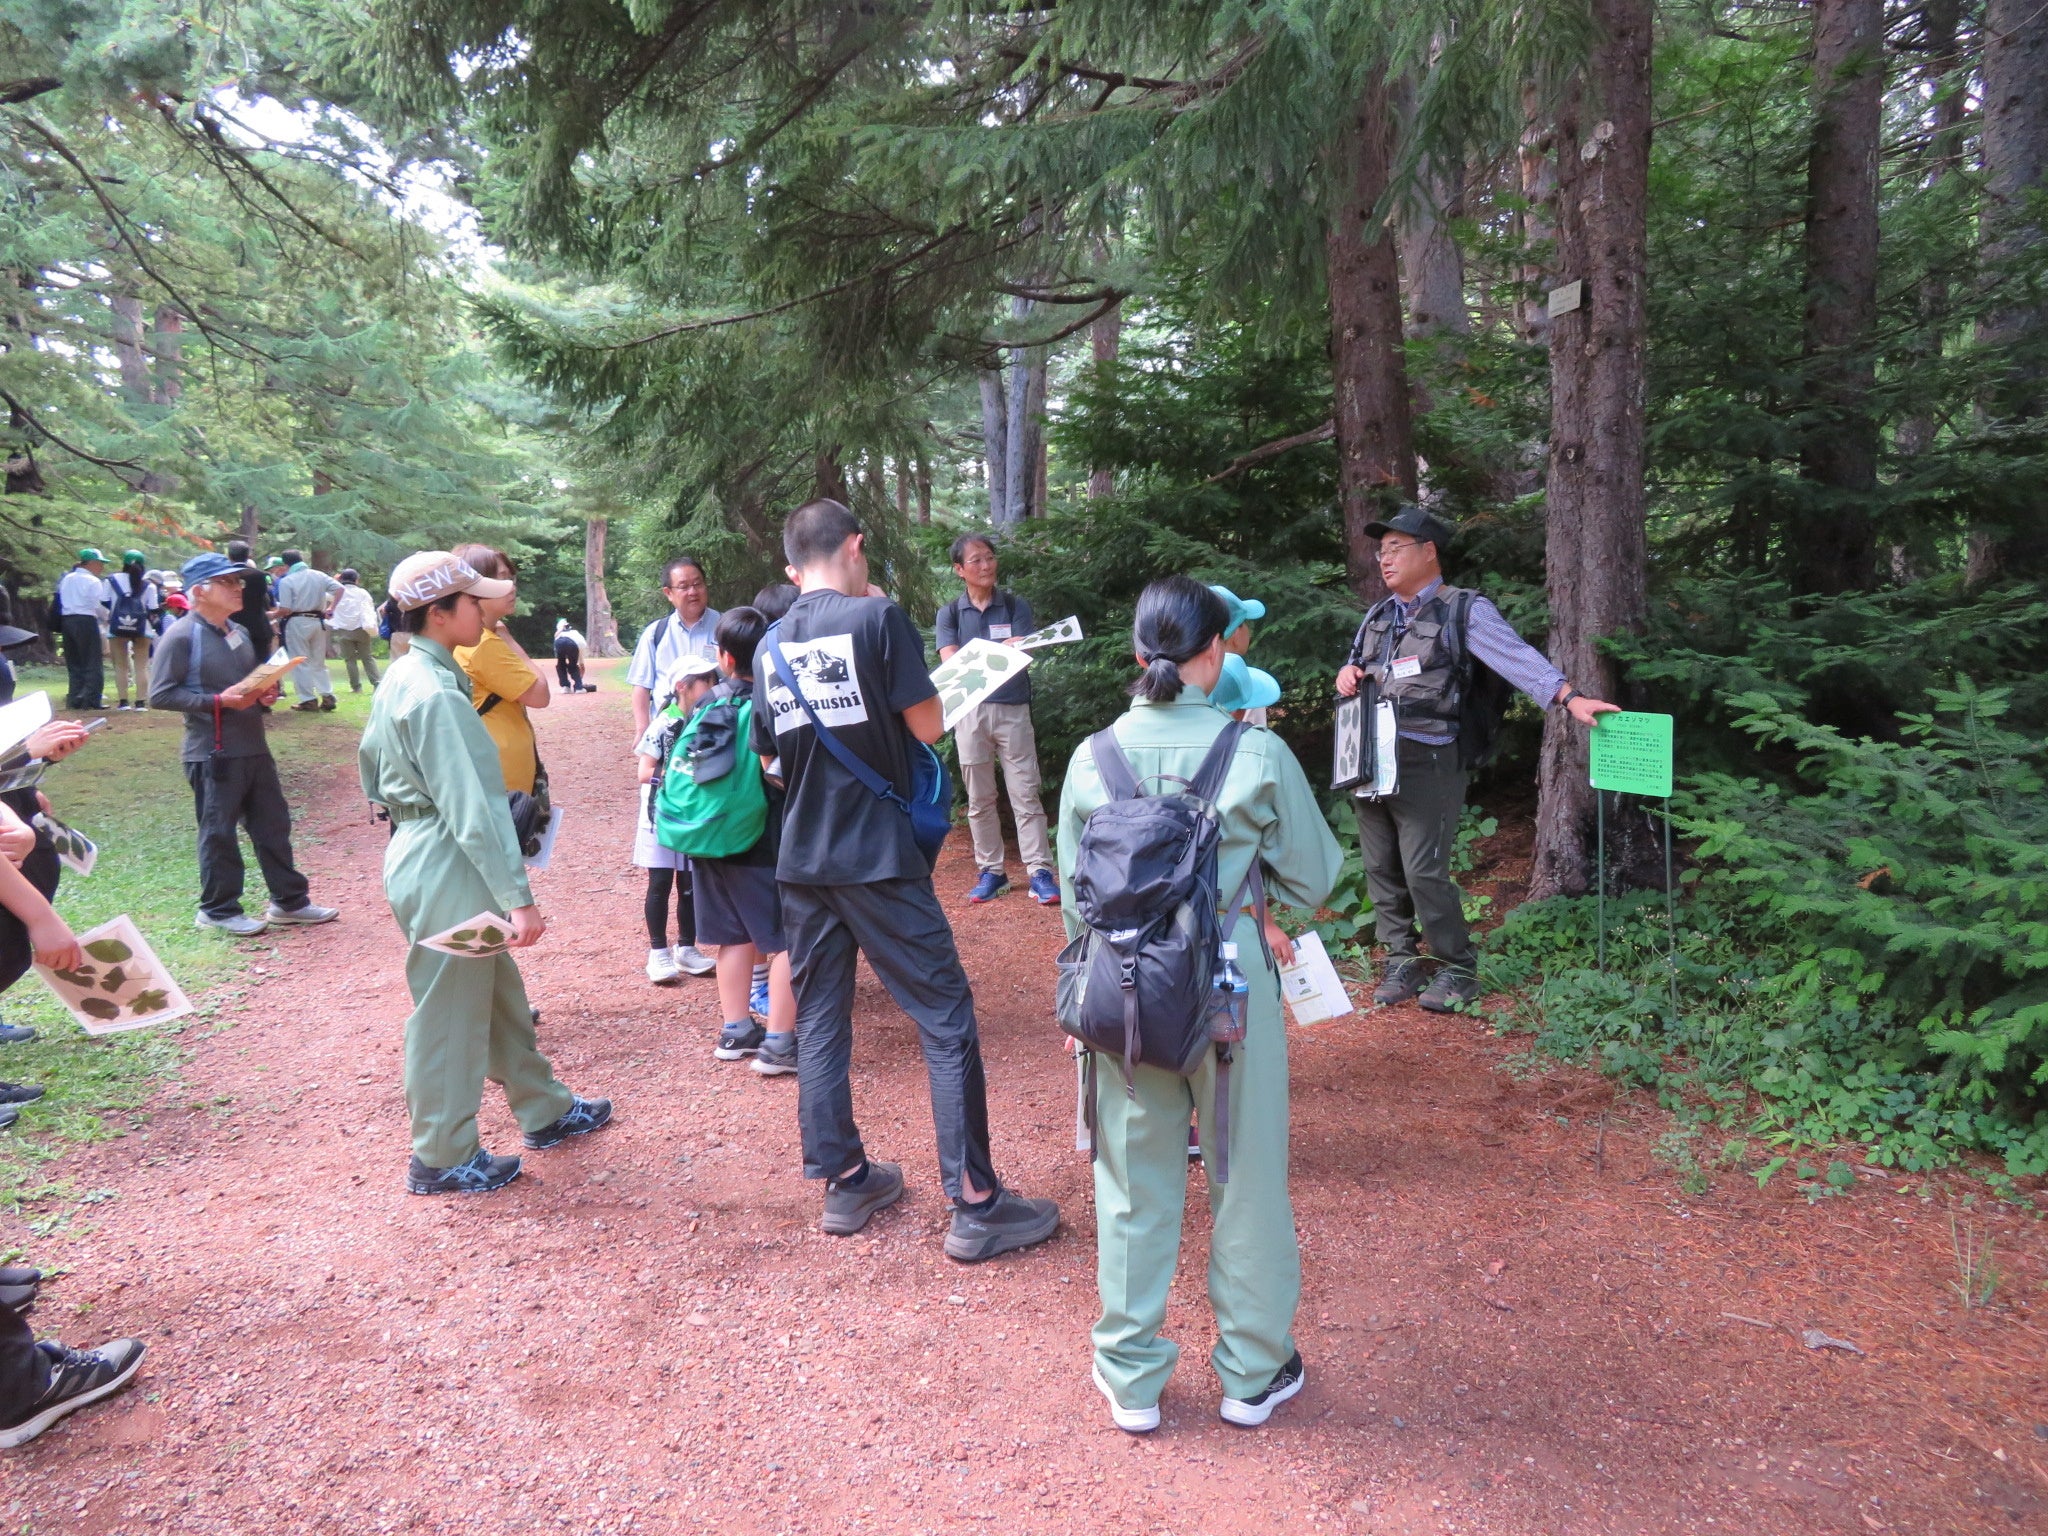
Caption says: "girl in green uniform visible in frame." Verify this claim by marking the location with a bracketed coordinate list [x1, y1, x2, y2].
[1057, 577, 1342, 1432]
[360, 551, 611, 1195]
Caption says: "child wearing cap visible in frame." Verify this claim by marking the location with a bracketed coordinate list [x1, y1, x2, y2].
[632, 653, 720, 986]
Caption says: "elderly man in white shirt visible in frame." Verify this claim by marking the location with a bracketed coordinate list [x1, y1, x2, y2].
[54, 549, 109, 710]
[627, 556, 721, 736]
[272, 549, 342, 711]
[325, 569, 382, 692]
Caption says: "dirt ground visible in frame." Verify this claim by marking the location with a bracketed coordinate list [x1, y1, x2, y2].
[6, 660, 2045, 1535]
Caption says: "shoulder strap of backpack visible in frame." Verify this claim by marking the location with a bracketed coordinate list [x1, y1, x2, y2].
[762, 630, 907, 812]
[1087, 727, 1142, 802]
[1187, 720, 1248, 805]
[476, 692, 504, 717]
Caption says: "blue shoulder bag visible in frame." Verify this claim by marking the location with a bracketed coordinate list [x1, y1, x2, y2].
[762, 625, 953, 862]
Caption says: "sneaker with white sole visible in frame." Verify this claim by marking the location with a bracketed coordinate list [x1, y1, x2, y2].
[0, 1337, 146, 1448]
[265, 902, 338, 926]
[1220, 1350, 1305, 1427]
[1092, 1363, 1160, 1434]
[196, 912, 267, 937]
[646, 947, 682, 985]
[750, 1033, 796, 1076]
[714, 1020, 764, 1060]
[674, 944, 717, 977]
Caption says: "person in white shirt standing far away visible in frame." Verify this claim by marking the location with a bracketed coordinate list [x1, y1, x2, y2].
[326, 569, 383, 693]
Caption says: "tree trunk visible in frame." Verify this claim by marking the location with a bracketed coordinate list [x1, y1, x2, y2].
[1325, 71, 1416, 607]
[979, 369, 1008, 523]
[1520, 84, 1558, 346]
[915, 452, 933, 524]
[1791, 0, 1884, 596]
[1088, 297, 1123, 500]
[895, 458, 910, 520]
[1400, 152, 1470, 340]
[110, 291, 150, 401]
[240, 503, 260, 543]
[584, 517, 625, 657]
[1528, 0, 1654, 902]
[1970, 0, 2048, 581]
[812, 446, 847, 501]
[1895, 0, 1963, 463]
[1001, 296, 1044, 523]
[151, 305, 183, 406]
[1025, 359, 1049, 515]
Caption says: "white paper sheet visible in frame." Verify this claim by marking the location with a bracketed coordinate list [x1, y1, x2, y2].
[1278, 931, 1354, 1026]
[34, 812, 96, 877]
[525, 805, 564, 870]
[930, 638, 1035, 732]
[35, 915, 192, 1034]
[1013, 615, 1083, 651]
[419, 911, 517, 958]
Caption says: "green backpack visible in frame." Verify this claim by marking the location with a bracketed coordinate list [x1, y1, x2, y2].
[652, 690, 769, 858]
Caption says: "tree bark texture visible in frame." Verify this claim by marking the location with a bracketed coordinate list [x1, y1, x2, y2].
[1971, 0, 2048, 580]
[1792, 0, 1884, 595]
[979, 369, 1008, 523]
[1088, 298, 1123, 500]
[1894, 0, 1964, 463]
[1401, 153, 1470, 339]
[1001, 296, 1044, 523]
[584, 517, 625, 657]
[1529, 0, 1654, 902]
[1520, 84, 1558, 346]
[1325, 71, 1415, 607]
[151, 306, 183, 406]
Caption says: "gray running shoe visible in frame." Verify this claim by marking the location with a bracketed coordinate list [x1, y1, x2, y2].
[821, 1159, 904, 1236]
[523, 1096, 613, 1149]
[407, 1147, 522, 1195]
[265, 902, 338, 926]
[196, 912, 267, 937]
[0, 1337, 146, 1448]
[945, 1190, 1059, 1263]
[1371, 958, 1427, 1006]
[1417, 968, 1482, 1014]
[750, 1034, 797, 1077]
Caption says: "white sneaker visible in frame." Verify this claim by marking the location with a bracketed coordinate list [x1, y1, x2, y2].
[1092, 1363, 1160, 1434]
[673, 944, 717, 977]
[645, 947, 682, 985]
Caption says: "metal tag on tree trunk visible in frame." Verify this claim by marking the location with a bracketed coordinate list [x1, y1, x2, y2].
[1547, 280, 1584, 317]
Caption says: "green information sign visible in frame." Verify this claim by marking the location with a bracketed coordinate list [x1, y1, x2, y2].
[1588, 711, 1674, 798]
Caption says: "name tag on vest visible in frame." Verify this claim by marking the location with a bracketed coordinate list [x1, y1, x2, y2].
[988, 624, 1012, 642]
[1390, 654, 1422, 680]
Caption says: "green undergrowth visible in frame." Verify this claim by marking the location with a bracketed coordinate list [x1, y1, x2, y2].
[1479, 680, 2048, 1188]
[0, 664, 378, 1216]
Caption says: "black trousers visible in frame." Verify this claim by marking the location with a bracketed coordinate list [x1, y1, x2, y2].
[643, 866, 694, 948]
[184, 755, 310, 920]
[554, 642, 583, 690]
[60, 615, 102, 709]
[1352, 738, 1475, 969]
[0, 1298, 46, 1423]
[782, 877, 997, 1205]
[0, 787, 59, 999]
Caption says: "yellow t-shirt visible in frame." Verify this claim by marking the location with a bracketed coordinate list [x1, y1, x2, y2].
[453, 630, 539, 794]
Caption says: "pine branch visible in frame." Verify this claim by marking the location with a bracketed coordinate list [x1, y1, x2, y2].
[1200, 420, 1336, 485]
[0, 389, 151, 482]
[0, 78, 62, 106]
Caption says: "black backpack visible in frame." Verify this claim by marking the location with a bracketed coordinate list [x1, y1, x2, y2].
[1055, 720, 1266, 1183]
[108, 574, 148, 638]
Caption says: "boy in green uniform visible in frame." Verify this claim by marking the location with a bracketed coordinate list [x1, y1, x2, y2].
[361, 551, 611, 1194]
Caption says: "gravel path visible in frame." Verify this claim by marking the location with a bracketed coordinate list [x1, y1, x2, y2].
[6, 669, 2043, 1534]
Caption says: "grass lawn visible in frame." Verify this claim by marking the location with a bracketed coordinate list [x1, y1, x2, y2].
[0, 660, 384, 1225]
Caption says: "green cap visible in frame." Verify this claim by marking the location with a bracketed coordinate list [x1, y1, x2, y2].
[263, 555, 285, 569]
[122, 549, 145, 564]
[76, 547, 104, 563]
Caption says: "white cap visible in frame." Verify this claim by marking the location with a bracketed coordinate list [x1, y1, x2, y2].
[387, 551, 514, 612]
[660, 653, 721, 695]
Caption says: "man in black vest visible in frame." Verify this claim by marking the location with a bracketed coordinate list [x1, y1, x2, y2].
[1335, 507, 1617, 1012]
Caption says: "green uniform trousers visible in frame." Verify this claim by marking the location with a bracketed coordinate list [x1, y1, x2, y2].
[388, 817, 573, 1168]
[1090, 971, 1298, 1408]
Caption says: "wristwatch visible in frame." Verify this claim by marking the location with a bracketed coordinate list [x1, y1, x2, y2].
[1557, 688, 1584, 711]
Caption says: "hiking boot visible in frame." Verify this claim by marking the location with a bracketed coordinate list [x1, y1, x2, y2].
[944, 1190, 1059, 1263]
[1417, 968, 1482, 1014]
[406, 1147, 522, 1195]
[319, 695, 337, 711]
[1092, 1363, 1160, 1434]
[967, 870, 1009, 904]
[714, 1020, 765, 1061]
[0, 1082, 45, 1106]
[0, 1337, 146, 1449]
[750, 1033, 797, 1077]
[292, 699, 321, 712]
[674, 944, 717, 978]
[646, 946, 682, 985]
[1220, 1351, 1305, 1427]
[1371, 957, 1427, 1006]
[0, 1021, 37, 1045]
[523, 1096, 613, 1149]
[196, 912, 267, 937]
[265, 902, 338, 926]
[821, 1159, 904, 1236]
[1028, 869, 1061, 906]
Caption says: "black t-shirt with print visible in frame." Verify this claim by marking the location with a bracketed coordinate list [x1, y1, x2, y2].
[750, 589, 936, 886]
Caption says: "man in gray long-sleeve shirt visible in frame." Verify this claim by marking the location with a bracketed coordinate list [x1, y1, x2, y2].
[1334, 507, 1617, 1012]
[148, 552, 338, 938]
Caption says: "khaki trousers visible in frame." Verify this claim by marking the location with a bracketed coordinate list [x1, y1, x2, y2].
[109, 635, 148, 702]
[955, 701, 1052, 874]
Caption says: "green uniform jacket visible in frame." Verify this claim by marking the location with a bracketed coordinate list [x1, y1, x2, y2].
[359, 637, 532, 924]
[1057, 689, 1343, 968]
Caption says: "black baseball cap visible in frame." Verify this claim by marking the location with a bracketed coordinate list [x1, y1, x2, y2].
[1363, 504, 1455, 550]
